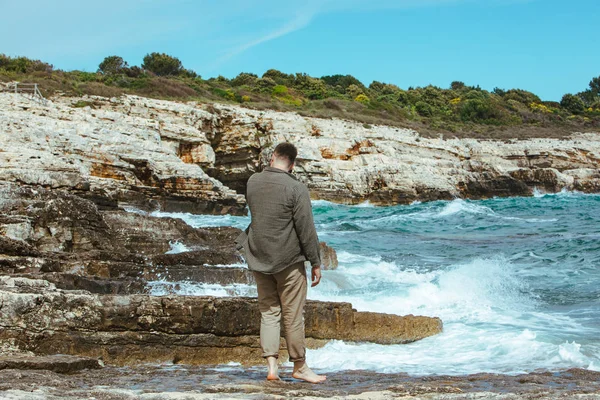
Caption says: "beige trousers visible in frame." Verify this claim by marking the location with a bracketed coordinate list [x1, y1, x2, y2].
[253, 261, 307, 362]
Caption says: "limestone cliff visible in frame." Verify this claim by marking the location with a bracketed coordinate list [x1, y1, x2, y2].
[2, 93, 598, 212]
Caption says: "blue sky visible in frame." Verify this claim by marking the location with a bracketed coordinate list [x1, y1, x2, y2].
[0, 0, 598, 101]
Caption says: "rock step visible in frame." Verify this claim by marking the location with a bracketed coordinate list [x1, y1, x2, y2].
[0, 277, 443, 365]
[0, 355, 103, 373]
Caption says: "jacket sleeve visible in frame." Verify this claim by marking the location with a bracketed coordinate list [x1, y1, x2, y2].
[292, 185, 321, 267]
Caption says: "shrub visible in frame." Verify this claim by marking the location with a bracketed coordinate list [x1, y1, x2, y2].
[254, 77, 277, 92]
[504, 89, 541, 104]
[369, 81, 385, 92]
[142, 52, 184, 76]
[180, 69, 198, 79]
[231, 72, 258, 87]
[321, 74, 365, 94]
[0, 54, 53, 73]
[396, 90, 409, 105]
[98, 56, 128, 75]
[73, 71, 101, 82]
[355, 94, 370, 104]
[561, 94, 585, 114]
[293, 73, 328, 100]
[262, 69, 293, 85]
[463, 89, 487, 100]
[530, 102, 552, 113]
[124, 66, 144, 78]
[460, 98, 506, 123]
[272, 85, 289, 96]
[415, 101, 433, 117]
[346, 84, 364, 99]
[212, 87, 236, 101]
[323, 98, 343, 111]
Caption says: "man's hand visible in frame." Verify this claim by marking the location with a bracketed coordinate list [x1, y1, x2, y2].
[311, 265, 322, 287]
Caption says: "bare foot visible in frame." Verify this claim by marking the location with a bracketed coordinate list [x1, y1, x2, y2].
[266, 372, 280, 381]
[266, 356, 280, 381]
[292, 364, 326, 384]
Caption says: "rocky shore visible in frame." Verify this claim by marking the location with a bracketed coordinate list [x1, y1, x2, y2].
[1, 363, 600, 399]
[1, 91, 599, 398]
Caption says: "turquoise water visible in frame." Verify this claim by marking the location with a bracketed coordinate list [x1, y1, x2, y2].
[148, 191, 600, 375]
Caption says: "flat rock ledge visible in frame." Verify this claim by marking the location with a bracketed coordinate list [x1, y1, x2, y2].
[0, 355, 103, 374]
[1, 364, 599, 399]
[0, 277, 442, 366]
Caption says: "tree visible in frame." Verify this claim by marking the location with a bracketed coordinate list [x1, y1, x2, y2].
[98, 56, 128, 75]
[577, 76, 600, 106]
[577, 90, 596, 105]
[492, 87, 506, 97]
[561, 93, 585, 114]
[589, 76, 600, 95]
[450, 81, 466, 90]
[142, 52, 184, 76]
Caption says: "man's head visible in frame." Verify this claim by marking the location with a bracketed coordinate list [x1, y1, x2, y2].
[270, 142, 297, 172]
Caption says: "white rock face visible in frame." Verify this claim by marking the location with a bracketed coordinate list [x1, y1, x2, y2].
[1, 92, 599, 208]
[0, 93, 245, 214]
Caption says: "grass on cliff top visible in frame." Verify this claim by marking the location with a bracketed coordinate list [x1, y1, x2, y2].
[1, 54, 599, 140]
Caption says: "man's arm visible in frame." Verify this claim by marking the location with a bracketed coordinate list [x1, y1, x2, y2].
[292, 185, 322, 269]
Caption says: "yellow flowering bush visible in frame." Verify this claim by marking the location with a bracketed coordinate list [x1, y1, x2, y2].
[355, 94, 370, 104]
[529, 102, 552, 113]
[450, 97, 461, 105]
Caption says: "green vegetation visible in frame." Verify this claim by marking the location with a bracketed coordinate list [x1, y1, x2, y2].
[1, 53, 599, 138]
[98, 56, 128, 75]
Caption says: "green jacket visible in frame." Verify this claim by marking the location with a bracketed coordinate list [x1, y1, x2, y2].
[235, 166, 321, 274]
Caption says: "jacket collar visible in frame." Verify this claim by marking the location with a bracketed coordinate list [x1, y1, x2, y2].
[264, 166, 298, 180]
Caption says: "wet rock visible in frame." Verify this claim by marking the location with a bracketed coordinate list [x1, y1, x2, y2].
[1, 364, 599, 399]
[319, 242, 338, 270]
[144, 264, 253, 285]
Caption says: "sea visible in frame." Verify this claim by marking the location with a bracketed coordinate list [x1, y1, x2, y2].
[145, 190, 600, 376]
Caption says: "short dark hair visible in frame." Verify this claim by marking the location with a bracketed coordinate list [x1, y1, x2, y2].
[273, 142, 297, 164]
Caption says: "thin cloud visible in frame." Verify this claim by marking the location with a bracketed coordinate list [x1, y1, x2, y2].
[207, 11, 316, 71]
[207, 0, 531, 72]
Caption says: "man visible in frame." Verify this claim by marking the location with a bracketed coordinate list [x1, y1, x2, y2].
[235, 142, 326, 384]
